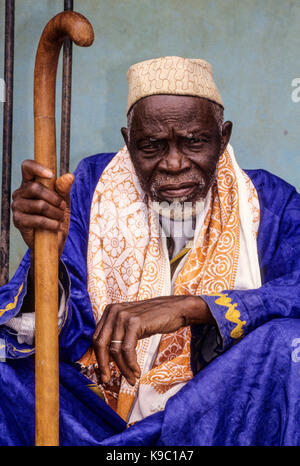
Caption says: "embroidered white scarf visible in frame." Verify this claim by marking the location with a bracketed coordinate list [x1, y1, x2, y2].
[80, 144, 261, 422]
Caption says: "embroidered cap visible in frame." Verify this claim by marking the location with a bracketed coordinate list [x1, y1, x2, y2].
[126, 56, 223, 114]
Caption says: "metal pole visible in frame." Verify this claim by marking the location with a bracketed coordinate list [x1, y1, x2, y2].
[0, 0, 15, 285]
[60, 0, 74, 176]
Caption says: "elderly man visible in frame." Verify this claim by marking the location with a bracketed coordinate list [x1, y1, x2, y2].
[1, 57, 300, 446]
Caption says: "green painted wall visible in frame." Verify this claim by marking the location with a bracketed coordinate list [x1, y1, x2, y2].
[1, 0, 300, 276]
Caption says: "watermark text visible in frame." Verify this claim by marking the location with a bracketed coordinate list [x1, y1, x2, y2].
[0, 338, 5, 362]
[291, 338, 300, 362]
[0, 78, 5, 103]
[291, 78, 300, 102]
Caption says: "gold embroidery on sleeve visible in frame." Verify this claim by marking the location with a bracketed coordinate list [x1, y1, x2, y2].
[209, 292, 246, 339]
[11, 346, 34, 354]
[87, 383, 106, 401]
[0, 284, 24, 318]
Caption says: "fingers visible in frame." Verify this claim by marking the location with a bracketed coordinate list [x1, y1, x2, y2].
[92, 296, 192, 388]
[110, 314, 140, 385]
[93, 299, 168, 386]
[12, 198, 65, 223]
[92, 305, 117, 383]
[21, 159, 54, 182]
[116, 316, 141, 379]
[13, 211, 62, 232]
[14, 177, 64, 208]
[12, 185, 66, 238]
[11, 159, 74, 250]
[93, 304, 141, 386]
[20, 160, 74, 209]
[55, 173, 74, 205]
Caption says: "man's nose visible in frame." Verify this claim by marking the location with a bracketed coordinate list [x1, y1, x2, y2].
[159, 144, 191, 173]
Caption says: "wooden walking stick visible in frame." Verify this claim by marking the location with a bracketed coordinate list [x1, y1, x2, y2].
[34, 11, 94, 446]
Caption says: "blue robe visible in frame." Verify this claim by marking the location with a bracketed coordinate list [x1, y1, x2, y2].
[0, 152, 300, 446]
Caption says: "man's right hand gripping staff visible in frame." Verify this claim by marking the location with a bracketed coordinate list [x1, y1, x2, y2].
[11, 159, 74, 259]
[5, 159, 74, 334]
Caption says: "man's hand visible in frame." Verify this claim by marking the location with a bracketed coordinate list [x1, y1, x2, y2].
[92, 295, 215, 386]
[12, 159, 74, 257]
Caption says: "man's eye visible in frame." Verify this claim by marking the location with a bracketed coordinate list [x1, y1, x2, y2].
[187, 137, 206, 144]
[139, 140, 161, 153]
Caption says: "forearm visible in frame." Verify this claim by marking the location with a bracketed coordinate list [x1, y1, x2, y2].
[184, 295, 216, 326]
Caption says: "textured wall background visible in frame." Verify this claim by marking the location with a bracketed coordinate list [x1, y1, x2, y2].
[0, 0, 300, 276]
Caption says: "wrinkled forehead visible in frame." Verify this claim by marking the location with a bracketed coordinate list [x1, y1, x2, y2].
[129, 95, 219, 132]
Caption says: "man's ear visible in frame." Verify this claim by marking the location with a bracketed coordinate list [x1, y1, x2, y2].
[121, 127, 129, 147]
[221, 121, 233, 152]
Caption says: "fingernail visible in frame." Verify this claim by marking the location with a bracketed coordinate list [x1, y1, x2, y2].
[42, 168, 54, 178]
[102, 374, 109, 383]
[60, 200, 67, 209]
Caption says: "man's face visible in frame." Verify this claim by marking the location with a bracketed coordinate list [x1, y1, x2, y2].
[122, 95, 232, 204]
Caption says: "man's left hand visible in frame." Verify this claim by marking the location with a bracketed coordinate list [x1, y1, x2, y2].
[92, 295, 215, 386]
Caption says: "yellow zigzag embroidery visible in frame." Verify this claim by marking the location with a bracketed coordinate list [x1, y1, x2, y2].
[87, 383, 105, 401]
[209, 292, 246, 339]
[11, 346, 33, 354]
[0, 284, 24, 318]
[0, 343, 33, 355]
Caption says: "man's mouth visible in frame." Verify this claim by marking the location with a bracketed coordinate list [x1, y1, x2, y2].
[156, 181, 200, 198]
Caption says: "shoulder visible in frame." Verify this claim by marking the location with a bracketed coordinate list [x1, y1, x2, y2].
[244, 168, 297, 196]
[244, 169, 300, 217]
[71, 152, 116, 202]
[73, 152, 116, 188]
[68, 152, 116, 228]
[245, 170, 300, 257]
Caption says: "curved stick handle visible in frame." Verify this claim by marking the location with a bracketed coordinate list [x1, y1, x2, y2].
[34, 11, 94, 446]
[34, 11, 94, 174]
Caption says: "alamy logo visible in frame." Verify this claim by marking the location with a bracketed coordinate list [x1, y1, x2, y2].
[291, 338, 300, 363]
[0, 78, 5, 103]
[291, 78, 300, 103]
[0, 338, 5, 362]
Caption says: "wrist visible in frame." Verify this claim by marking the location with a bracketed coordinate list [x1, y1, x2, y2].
[184, 295, 215, 326]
